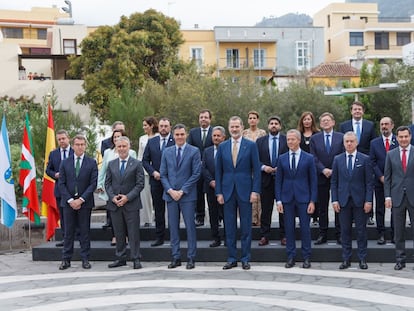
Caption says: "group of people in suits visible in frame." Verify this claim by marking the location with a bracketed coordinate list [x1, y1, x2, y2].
[46, 100, 414, 271]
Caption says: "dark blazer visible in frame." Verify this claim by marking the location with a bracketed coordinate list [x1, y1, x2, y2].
[142, 135, 175, 185]
[187, 127, 213, 156]
[275, 150, 318, 204]
[46, 147, 74, 198]
[370, 135, 398, 186]
[58, 154, 98, 209]
[105, 157, 145, 212]
[340, 119, 376, 155]
[202, 145, 216, 193]
[100, 137, 113, 156]
[384, 146, 414, 207]
[215, 138, 261, 203]
[160, 144, 201, 202]
[331, 152, 374, 207]
[256, 134, 288, 188]
[310, 131, 344, 185]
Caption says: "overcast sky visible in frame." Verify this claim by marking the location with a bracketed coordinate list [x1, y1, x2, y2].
[0, 0, 344, 28]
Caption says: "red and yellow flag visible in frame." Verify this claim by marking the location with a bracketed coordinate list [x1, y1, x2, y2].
[20, 112, 41, 224]
[41, 104, 58, 240]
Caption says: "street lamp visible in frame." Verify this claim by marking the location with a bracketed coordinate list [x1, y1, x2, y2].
[62, 0, 72, 18]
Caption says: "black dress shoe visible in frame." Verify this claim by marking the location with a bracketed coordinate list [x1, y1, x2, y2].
[59, 260, 71, 270]
[151, 239, 164, 247]
[186, 259, 195, 269]
[285, 258, 295, 268]
[168, 259, 181, 269]
[242, 262, 251, 270]
[102, 223, 111, 229]
[108, 260, 127, 268]
[336, 237, 342, 245]
[394, 262, 406, 271]
[281, 237, 287, 246]
[314, 236, 327, 245]
[359, 260, 368, 270]
[195, 220, 204, 227]
[377, 235, 386, 245]
[133, 260, 142, 269]
[209, 240, 221, 247]
[82, 260, 91, 269]
[223, 262, 237, 270]
[302, 259, 311, 269]
[367, 217, 375, 225]
[55, 241, 64, 247]
[339, 260, 351, 269]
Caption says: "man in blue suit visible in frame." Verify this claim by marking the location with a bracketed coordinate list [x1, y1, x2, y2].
[160, 124, 201, 269]
[202, 126, 226, 247]
[331, 131, 374, 270]
[256, 116, 288, 246]
[142, 117, 175, 247]
[58, 134, 98, 270]
[187, 109, 214, 227]
[275, 129, 317, 269]
[216, 116, 261, 270]
[310, 112, 344, 245]
[369, 117, 398, 244]
[45, 129, 73, 247]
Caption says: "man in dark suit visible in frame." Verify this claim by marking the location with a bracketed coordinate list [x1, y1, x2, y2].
[142, 117, 174, 247]
[369, 117, 398, 244]
[331, 131, 374, 270]
[105, 136, 145, 269]
[275, 129, 317, 269]
[384, 126, 414, 271]
[216, 116, 261, 270]
[202, 126, 226, 247]
[58, 134, 98, 270]
[256, 115, 288, 246]
[310, 112, 344, 245]
[160, 124, 201, 270]
[45, 129, 73, 247]
[187, 109, 214, 227]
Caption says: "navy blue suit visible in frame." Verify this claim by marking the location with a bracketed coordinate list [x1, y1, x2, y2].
[331, 152, 374, 262]
[256, 134, 288, 240]
[187, 126, 213, 223]
[100, 137, 113, 156]
[45, 147, 73, 238]
[160, 144, 201, 261]
[216, 138, 261, 263]
[275, 150, 317, 260]
[370, 135, 398, 236]
[58, 154, 98, 262]
[142, 134, 175, 241]
[202, 145, 223, 242]
[310, 131, 344, 239]
[340, 119, 376, 155]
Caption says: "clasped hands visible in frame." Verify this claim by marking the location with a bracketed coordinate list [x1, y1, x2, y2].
[113, 194, 128, 207]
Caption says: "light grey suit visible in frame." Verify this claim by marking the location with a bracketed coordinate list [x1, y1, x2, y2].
[384, 145, 414, 264]
[105, 157, 145, 261]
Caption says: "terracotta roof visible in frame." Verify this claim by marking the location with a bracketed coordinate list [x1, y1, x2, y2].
[309, 62, 360, 77]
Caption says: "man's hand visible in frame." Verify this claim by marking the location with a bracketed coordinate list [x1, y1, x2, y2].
[69, 198, 82, 210]
[332, 202, 340, 213]
[363, 202, 373, 213]
[277, 202, 283, 214]
[250, 192, 259, 204]
[169, 189, 183, 202]
[322, 168, 332, 178]
[217, 194, 224, 205]
[385, 198, 392, 209]
[153, 171, 161, 181]
[307, 202, 315, 214]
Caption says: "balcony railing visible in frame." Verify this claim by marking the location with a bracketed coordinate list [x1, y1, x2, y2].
[218, 57, 277, 71]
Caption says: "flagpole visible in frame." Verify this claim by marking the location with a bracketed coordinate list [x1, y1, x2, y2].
[8, 227, 12, 250]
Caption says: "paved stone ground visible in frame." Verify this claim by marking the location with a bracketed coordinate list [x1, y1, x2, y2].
[1, 250, 414, 310]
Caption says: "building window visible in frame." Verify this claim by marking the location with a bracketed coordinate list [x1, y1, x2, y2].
[37, 29, 47, 40]
[190, 47, 203, 69]
[226, 49, 239, 68]
[328, 39, 331, 53]
[296, 41, 310, 70]
[63, 39, 77, 55]
[397, 32, 411, 46]
[327, 15, 330, 28]
[349, 32, 364, 46]
[375, 32, 389, 50]
[253, 49, 265, 68]
[1, 27, 23, 39]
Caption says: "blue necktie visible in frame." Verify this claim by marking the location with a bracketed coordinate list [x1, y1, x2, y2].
[348, 154, 353, 175]
[356, 122, 361, 143]
[161, 138, 166, 152]
[120, 160, 126, 176]
[291, 152, 296, 173]
[176, 147, 182, 166]
[325, 134, 331, 153]
[271, 136, 278, 167]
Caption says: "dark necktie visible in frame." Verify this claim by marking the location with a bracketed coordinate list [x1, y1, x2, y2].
[120, 160, 126, 176]
[176, 147, 182, 166]
[325, 134, 331, 153]
[402, 149, 407, 173]
[75, 157, 81, 177]
[161, 138, 166, 152]
[348, 154, 353, 175]
[63, 149, 67, 159]
[385, 138, 390, 152]
[271, 136, 278, 167]
[291, 152, 296, 173]
[202, 129, 207, 146]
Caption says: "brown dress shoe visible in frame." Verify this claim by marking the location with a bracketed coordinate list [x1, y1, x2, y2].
[258, 237, 269, 246]
[281, 237, 287, 246]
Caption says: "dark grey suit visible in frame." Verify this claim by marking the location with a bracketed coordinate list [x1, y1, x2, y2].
[105, 157, 145, 261]
[384, 145, 414, 264]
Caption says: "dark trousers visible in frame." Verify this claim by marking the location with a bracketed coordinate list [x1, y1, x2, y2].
[195, 178, 206, 222]
[338, 198, 367, 261]
[260, 180, 285, 239]
[206, 188, 224, 241]
[374, 185, 394, 236]
[62, 206, 92, 261]
[150, 181, 166, 240]
[393, 194, 414, 263]
[317, 183, 340, 238]
[56, 198, 65, 240]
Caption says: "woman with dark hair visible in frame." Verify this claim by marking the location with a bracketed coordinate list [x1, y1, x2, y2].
[297, 111, 319, 153]
[138, 116, 159, 227]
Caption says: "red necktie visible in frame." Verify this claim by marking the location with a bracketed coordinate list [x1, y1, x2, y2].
[385, 138, 390, 152]
[402, 149, 407, 173]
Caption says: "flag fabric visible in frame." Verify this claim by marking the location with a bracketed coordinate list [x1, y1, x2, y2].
[0, 114, 17, 228]
[19, 112, 41, 224]
[41, 104, 58, 240]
